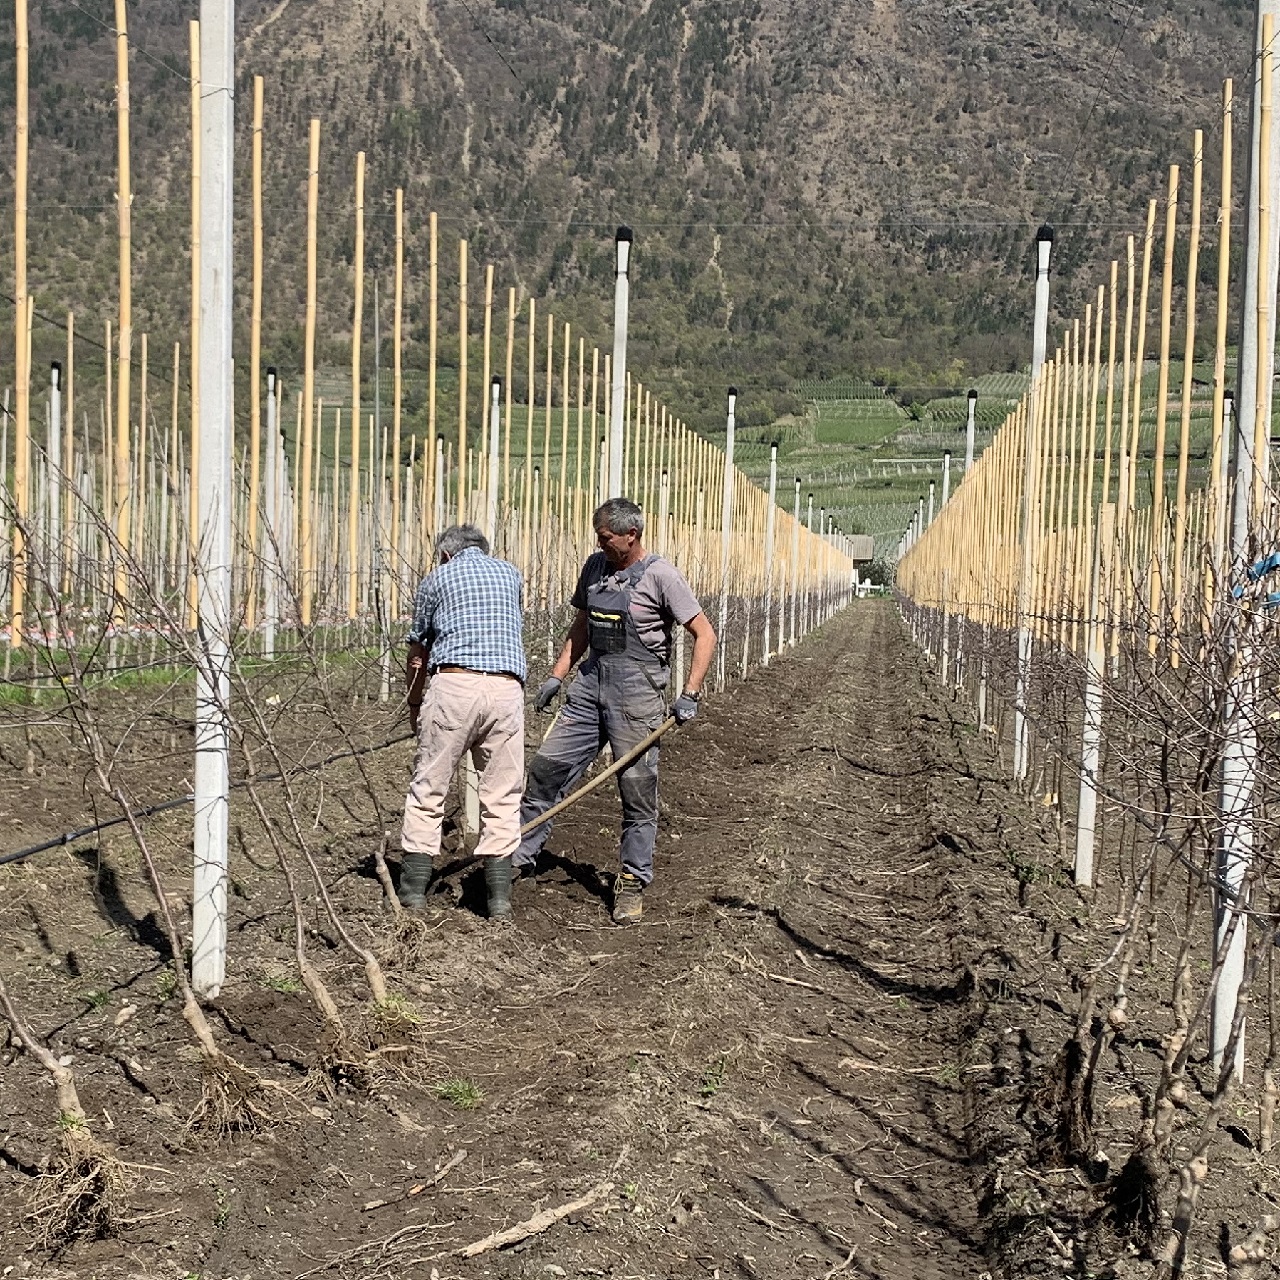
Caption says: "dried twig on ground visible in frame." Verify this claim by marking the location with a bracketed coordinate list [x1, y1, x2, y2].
[457, 1181, 614, 1257]
[822, 1248, 858, 1280]
[362, 1148, 467, 1211]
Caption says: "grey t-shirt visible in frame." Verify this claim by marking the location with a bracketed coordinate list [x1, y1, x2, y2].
[571, 553, 703, 662]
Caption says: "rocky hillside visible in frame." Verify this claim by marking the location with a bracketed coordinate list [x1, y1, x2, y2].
[0, 0, 1256, 431]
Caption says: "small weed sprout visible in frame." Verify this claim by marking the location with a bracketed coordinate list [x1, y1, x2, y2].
[435, 1078, 484, 1109]
[699, 1056, 728, 1098]
[257, 972, 302, 995]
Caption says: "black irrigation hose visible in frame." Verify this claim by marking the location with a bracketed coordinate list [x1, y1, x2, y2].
[0, 730, 416, 869]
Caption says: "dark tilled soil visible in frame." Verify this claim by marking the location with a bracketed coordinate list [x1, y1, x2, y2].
[0, 602, 1267, 1279]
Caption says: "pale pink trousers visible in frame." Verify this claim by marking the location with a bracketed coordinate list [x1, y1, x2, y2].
[401, 671, 526, 860]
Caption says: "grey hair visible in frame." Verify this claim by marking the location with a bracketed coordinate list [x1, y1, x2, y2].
[592, 498, 645, 536]
[435, 523, 489, 559]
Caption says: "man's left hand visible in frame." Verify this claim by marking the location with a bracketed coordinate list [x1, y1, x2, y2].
[673, 694, 699, 725]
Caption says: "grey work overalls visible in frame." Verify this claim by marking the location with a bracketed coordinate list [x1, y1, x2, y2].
[514, 555, 669, 884]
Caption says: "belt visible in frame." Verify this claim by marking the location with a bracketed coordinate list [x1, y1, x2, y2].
[434, 665, 522, 683]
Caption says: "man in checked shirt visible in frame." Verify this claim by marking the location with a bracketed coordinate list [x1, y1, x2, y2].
[400, 524, 526, 918]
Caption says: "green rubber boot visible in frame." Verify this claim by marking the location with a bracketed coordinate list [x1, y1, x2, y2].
[397, 852, 434, 910]
[485, 856, 513, 919]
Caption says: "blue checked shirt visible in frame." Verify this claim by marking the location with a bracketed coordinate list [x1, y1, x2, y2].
[406, 547, 527, 682]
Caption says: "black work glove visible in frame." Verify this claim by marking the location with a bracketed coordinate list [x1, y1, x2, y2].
[535, 677, 562, 713]
[673, 694, 700, 725]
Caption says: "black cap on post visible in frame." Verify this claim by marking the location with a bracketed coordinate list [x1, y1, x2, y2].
[616, 226, 633, 244]
[968, 388, 978, 401]
[1035, 224, 1055, 245]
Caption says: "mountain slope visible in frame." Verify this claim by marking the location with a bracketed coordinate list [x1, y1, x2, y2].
[0, 0, 1256, 434]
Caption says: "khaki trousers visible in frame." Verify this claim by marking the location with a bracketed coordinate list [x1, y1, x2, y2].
[402, 671, 525, 860]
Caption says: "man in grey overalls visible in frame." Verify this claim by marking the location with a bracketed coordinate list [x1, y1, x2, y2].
[513, 498, 717, 923]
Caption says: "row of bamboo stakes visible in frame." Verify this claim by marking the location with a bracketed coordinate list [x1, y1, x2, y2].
[2, 7, 853, 657]
[900, 75, 1258, 668]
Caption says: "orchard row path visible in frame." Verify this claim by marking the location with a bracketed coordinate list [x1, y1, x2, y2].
[0, 600, 1070, 1279]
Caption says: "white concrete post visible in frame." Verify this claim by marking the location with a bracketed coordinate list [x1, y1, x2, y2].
[263, 368, 279, 658]
[486, 377, 501, 543]
[434, 435, 445, 531]
[715, 388, 737, 687]
[941, 451, 951, 508]
[48, 362, 61, 598]
[607, 228, 631, 498]
[804, 493, 814, 638]
[1232, 0, 1280, 557]
[940, 570, 950, 684]
[1014, 226, 1054, 783]
[762, 442, 778, 664]
[191, 0, 234, 999]
[1075, 506, 1113, 888]
[1213, 4, 1280, 1081]
[927, 481, 935, 527]
[965, 389, 977, 473]
[788, 477, 801, 645]
[658, 468, 670, 558]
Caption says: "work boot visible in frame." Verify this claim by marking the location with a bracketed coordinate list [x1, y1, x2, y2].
[397, 852, 434, 910]
[485, 855, 513, 919]
[612, 872, 644, 925]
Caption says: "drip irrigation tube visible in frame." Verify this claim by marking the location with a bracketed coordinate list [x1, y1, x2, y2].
[5, 715, 678, 872]
[0, 731, 415, 869]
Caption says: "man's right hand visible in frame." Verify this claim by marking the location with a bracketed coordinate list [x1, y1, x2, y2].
[535, 677, 562, 713]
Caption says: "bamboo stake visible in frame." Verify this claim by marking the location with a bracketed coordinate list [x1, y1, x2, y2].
[558, 321, 570, 541]
[61, 312, 74, 598]
[480, 262, 493, 517]
[426, 211, 438, 542]
[104, 321, 112, 526]
[599, 352, 610, 509]
[348, 151, 365, 620]
[168, 343, 179, 589]
[391, 188, 403, 616]
[1254, 31, 1274, 529]
[503, 286, 515, 520]
[9, 0, 25, 643]
[113, 0, 132, 616]
[135, 333, 147, 560]
[574, 337, 585, 538]
[1147, 165, 1179, 655]
[1171, 134, 1202, 665]
[589, 348, 600, 529]
[522, 298, 535, 574]
[1208, 80, 1234, 621]
[457, 238, 469, 521]
[542, 309, 553, 522]
[1123, 201, 1158, 636]
[332, 406, 341, 596]
[298, 119, 320, 623]
[1112, 236, 1137, 659]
